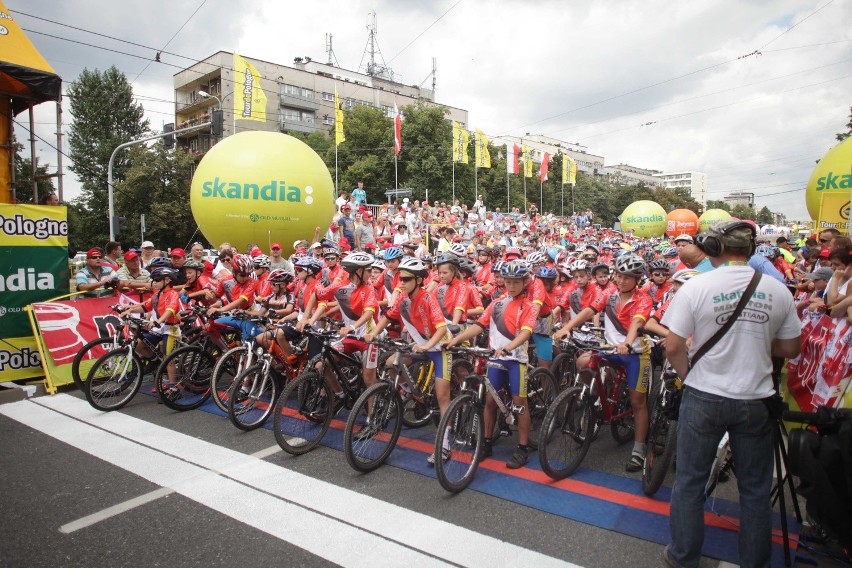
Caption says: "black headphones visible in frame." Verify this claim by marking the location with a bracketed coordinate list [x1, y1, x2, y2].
[695, 220, 757, 257]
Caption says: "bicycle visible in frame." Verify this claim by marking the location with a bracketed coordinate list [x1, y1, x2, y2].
[434, 346, 539, 493]
[226, 319, 308, 431]
[538, 342, 636, 480]
[549, 324, 605, 391]
[272, 324, 366, 455]
[642, 361, 682, 496]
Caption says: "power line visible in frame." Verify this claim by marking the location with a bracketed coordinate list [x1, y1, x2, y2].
[757, 0, 835, 51]
[130, 0, 208, 84]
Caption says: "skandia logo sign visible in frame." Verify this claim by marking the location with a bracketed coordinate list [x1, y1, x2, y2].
[200, 178, 315, 204]
[0, 268, 56, 292]
[815, 172, 852, 191]
[625, 214, 664, 223]
[0, 214, 68, 240]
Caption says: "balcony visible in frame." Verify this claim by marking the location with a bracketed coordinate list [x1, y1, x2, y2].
[280, 93, 320, 111]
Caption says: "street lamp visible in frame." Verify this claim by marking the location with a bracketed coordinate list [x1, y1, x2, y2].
[198, 89, 221, 108]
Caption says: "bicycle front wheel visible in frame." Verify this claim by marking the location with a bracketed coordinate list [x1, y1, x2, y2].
[539, 387, 595, 480]
[549, 352, 576, 391]
[155, 345, 214, 411]
[273, 371, 333, 455]
[435, 393, 484, 493]
[527, 367, 558, 449]
[610, 379, 635, 444]
[642, 401, 677, 496]
[401, 359, 435, 429]
[210, 345, 250, 413]
[227, 363, 279, 431]
[73, 336, 119, 391]
[84, 348, 143, 411]
[344, 382, 403, 472]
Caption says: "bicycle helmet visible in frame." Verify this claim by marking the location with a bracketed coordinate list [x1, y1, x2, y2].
[591, 263, 611, 276]
[398, 257, 429, 277]
[183, 259, 204, 272]
[421, 255, 433, 265]
[500, 260, 530, 279]
[371, 259, 386, 271]
[321, 244, 340, 257]
[672, 269, 700, 284]
[491, 260, 505, 274]
[537, 266, 557, 280]
[147, 256, 172, 269]
[268, 269, 294, 284]
[295, 256, 324, 275]
[755, 244, 773, 257]
[253, 254, 271, 269]
[568, 259, 589, 273]
[504, 247, 522, 259]
[565, 242, 577, 251]
[648, 259, 671, 273]
[475, 245, 490, 256]
[458, 258, 477, 276]
[557, 264, 573, 279]
[232, 254, 253, 274]
[448, 243, 468, 258]
[341, 252, 375, 272]
[150, 267, 179, 282]
[662, 246, 678, 257]
[585, 244, 600, 256]
[614, 253, 647, 277]
[435, 253, 460, 267]
[642, 250, 656, 264]
[526, 251, 547, 265]
[384, 247, 403, 261]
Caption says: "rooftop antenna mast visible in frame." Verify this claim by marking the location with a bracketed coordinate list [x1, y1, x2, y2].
[325, 33, 339, 66]
[432, 57, 437, 98]
[359, 11, 394, 81]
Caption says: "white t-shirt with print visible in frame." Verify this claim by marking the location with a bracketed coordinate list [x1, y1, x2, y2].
[661, 265, 801, 400]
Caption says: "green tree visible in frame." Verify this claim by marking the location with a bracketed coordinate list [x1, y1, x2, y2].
[115, 143, 198, 248]
[67, 66, 149, 247]
[731, 203, 757, 220]
[706, 200, 731, 213]
[12, 142, 55, 204]
[331, 105, 394, 202]
[836, 106, 852, 142]
[755, 205, 774, 225]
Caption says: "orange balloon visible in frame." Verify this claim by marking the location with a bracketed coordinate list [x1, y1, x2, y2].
[666, 209, 700, 236]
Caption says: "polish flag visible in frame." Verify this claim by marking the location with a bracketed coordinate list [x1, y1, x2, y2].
[540, 152, 550, 182]
[506, 143, 520, 174]
[393, 103, 402, 156]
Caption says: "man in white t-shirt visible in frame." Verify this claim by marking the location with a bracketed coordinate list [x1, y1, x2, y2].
[661, 221, 801, 568]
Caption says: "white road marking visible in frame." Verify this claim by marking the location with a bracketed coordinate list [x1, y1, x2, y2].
[59, 487, 174, 534]
[3, 395, 581, 568]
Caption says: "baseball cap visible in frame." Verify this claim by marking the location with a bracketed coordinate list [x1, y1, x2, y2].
[86, 247, 103, 259]
[271, 242, 281, 250]
[293, 240, 307, 249]
[141, 240, 154, 248]
[673, 234, 694, 244]
[124, 250, 139, 261]
[311, 242, 322, 249]
[171, 247, 186, 258]
[804, 267, 833, 281]
[706, 221, 754, 249]
[342, 203, 351, 210]
[249, 246, 263, 257]
[362, 211, 373, 219]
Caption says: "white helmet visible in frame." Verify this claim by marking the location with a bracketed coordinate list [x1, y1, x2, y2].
[448, 243, 468, 258]
[526, 251, 547, 265]
[672, 269, 700, 284]
[568, 259, 589, 273]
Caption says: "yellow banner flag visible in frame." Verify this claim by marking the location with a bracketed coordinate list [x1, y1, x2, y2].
[475, 129, 491, 168]
[562, 154, 577, 185]
[334, 88, 345, 146]
[452, 121, 469, 164]
[523, 145, 533, 178]
[233, 53, 266, 122]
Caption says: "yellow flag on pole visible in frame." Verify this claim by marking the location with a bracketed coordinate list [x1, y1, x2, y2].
[563, 155, 577, 184]
[452, 121, 469, 164]
[334, 88, 345, 146]
[523, 145, 533, 178]
[475, 129, 491, 168]
[233, 53, 266, 122]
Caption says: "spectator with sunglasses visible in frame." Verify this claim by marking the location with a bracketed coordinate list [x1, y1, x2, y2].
[75, 248, 118, 298]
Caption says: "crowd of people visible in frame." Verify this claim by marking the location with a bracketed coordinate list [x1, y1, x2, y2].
[74, 192, 852, 568]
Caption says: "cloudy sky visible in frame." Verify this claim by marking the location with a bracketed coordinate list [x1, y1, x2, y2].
[11, 0, 852, 220]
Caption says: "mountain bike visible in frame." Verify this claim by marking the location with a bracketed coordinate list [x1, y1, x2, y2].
[642, 362, 681, 496]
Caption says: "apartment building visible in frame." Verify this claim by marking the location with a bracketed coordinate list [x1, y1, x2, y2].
[652, 170, 707, 206]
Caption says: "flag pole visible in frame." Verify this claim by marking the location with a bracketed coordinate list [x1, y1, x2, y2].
[452, 160, 455, 204]
[395, 153, 398, 190]
[571, 183, 576, 217]
[561, 184, 564, 218]
[540, 180, 543, 216]
[474, 161, 478, 206]
[506, 167, 510, 212]
[334, 144, 339, 199]
[523, 175, 527, 214]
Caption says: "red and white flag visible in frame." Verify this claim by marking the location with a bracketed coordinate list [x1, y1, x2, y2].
[506, 143, 521, 174]
[393, 102, 402, 156]
[540, 152, 550, 182]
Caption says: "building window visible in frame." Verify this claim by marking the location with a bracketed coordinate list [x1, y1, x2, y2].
[322, 92, 334, 101]
[282, 108, 301, 121]
[189, 137, 198, 152]
[209, 78, 221, 95]
[323, 115, 334, 125]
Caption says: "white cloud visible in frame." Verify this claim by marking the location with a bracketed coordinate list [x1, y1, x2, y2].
[11, 0, 852, 221]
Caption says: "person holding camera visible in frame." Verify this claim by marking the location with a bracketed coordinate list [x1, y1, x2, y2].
[661, 221, 801, 568]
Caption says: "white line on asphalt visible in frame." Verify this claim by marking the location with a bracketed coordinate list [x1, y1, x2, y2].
[59, 487, 174, 534]
[3, 395, 581, 568]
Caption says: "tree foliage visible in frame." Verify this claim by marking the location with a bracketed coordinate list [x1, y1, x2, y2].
[837, 106, 852, 142]
[67, 66, 148, 247]
[12, 142, 55, 204]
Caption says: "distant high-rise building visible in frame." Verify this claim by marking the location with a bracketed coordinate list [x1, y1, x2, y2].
[652, 171, 707, 206]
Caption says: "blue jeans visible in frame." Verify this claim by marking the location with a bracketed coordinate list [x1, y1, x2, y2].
[669, 387, 773, 568]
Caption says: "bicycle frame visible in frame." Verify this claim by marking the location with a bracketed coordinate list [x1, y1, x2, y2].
[578, 351, 630, 424]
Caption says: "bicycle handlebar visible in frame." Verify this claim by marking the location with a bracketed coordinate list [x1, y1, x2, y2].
[783, 406, 852, 426]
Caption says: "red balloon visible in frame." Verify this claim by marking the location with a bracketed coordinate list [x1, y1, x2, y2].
[666, 209, 700, 236]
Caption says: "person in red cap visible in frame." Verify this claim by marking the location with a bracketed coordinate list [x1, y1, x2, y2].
[269, 242, 292, 273]
[249, 246, 263, 258]
[170, 247, 188, 286]
[338, 203, 355, 244]
[115, 250, 151, 294]
[75, 247, 118, 298]
[354, 210, 376, 251]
